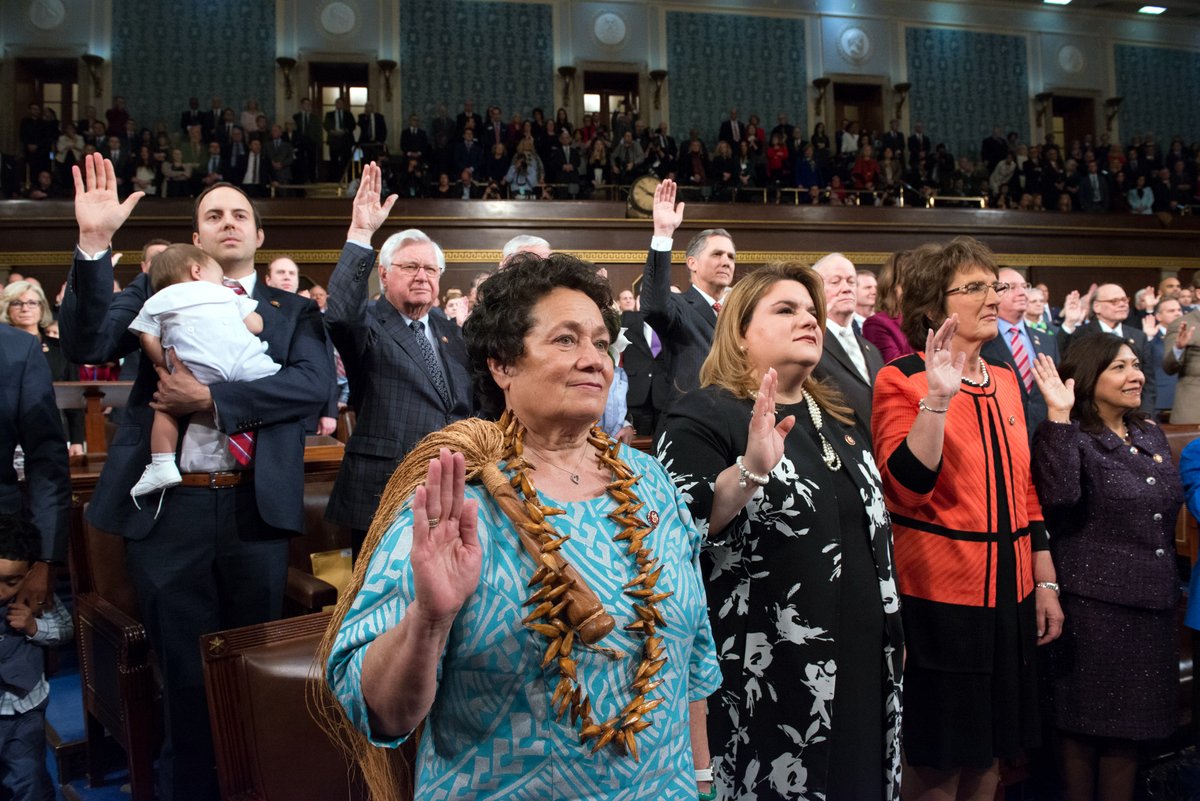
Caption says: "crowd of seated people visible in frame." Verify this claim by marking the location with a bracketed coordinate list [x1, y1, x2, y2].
[8, 93, 1200, 214]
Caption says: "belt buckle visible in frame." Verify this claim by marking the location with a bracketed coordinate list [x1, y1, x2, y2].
[209, 472, 221, 489]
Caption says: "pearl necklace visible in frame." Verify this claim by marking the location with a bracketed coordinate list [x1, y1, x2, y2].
[802, 391, 842, 472]
[960, 358, 990, 387]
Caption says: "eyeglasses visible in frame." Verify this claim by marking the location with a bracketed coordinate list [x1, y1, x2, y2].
[944, 281, 1010, 298]
[6, 300, 41, 309]
[1096, 296, 1130, 305]
[390, 263, 440, 278]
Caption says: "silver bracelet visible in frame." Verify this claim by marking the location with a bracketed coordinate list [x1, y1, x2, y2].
[735, 455, 770, 488]
[695, 766, 714, 783]
[1035, 581, 1061, 596]
[918, 398, 949, 414]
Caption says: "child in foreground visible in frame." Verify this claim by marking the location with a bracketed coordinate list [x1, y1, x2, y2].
[127, 244, 280, 503]
[0, 514, 71, 801]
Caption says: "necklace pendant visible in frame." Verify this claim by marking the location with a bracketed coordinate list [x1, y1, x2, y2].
[570, 473, 580, 485]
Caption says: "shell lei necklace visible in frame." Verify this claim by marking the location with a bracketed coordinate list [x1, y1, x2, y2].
[502, 412, 671, 761]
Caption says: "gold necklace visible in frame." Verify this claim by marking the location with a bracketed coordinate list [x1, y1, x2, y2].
[525, 441, 591, 485]
[501, 411, 670, 761]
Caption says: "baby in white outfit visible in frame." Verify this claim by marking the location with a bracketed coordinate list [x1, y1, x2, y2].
[127, 243, 280, 503]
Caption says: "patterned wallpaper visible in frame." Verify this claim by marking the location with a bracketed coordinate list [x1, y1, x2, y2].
[905, 27, 1029, 162]
[666, 11, 807, 147]
[112, 0, 275, 135]
[1114, 44, 1200, 144]
[400, 0, 554, 125]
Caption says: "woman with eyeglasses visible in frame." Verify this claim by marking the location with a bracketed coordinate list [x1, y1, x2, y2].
[871, 237, 1064, 801]
[1, 281, 84, 455]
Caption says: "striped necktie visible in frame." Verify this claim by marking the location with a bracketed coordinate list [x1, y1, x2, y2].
[1008, 326, 1034, 392]
[222, 278, 257, 465]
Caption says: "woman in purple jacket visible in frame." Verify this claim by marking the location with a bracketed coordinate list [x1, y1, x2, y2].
[1030, 336, 1183, 801]
[861, 250, 914, 364]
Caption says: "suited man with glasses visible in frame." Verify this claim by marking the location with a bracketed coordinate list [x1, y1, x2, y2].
[1057, 282, 1156, 413]
[324, 164, 473, 557]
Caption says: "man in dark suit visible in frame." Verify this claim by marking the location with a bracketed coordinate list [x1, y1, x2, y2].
[481, 105, 507, 151]
[200, 96, 222, 141]
[640, 179, 735, 422]
[104, 135, 132, 198]
[324, 164, 473, 556]
[908, 121, 932, 168]
[292, 97, 321, 183]
[651, 121, 679, 161]
[1057, 282, 1156, 413]
[621, 298, 671, 437]
[546, 129, 581, 184]
[264, 124, 294, 184]
[453, 128, 483, 177]
[60, 154, 333, 801]
[400, 114, 431, 166]
[981, 126, 1009, 174]
[881, 119, 905, 162]
[356, 101, 387, 163]
[1078, 159, 1111, 213]
[1148, 296, 1182, 421]
[324, 96, 356, 182]
[0, 325, 69, 610]
[456, 100, 484, 140]
[718, 107, 743, 146]
[223, 125, 249, 179]
[981, 269, 1061, 441]
[197, 140, 230, 189]
[180, 97, 204, 136]
[812, 254, 885, 437]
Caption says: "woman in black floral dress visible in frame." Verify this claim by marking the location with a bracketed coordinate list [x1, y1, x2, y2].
[656, 254, 903, 801]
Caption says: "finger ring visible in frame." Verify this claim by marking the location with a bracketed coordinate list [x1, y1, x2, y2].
[427, 517, 441, 527]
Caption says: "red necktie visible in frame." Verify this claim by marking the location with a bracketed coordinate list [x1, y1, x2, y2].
[222, 278, 257, 465]
[712, 301, 722, 315]
[1008, 326, 1034, 392]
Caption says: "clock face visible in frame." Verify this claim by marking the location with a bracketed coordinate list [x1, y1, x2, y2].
[320, 1, 357, 36]
[1058, 45, 1085, 74]
[594, 12, 627, 47]
[28, 0, 66, 30]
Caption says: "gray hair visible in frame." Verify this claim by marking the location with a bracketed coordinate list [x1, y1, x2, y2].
[501, 235, 551, 260]
[378, 229, 445, 274]
[684, 228, 734, 262]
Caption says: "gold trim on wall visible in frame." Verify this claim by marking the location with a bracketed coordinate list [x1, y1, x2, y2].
[3, 250, 1200, 270]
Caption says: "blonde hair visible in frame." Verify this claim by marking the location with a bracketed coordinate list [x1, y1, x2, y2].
[1, 281, 53, 330]
[699, 262, 854, 425]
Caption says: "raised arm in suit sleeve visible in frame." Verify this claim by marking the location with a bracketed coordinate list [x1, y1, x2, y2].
[639, 243, 685, 338]
[324, 242, 377, 374]
[15, 335, 70, 562]
[59, 250, 148, 365]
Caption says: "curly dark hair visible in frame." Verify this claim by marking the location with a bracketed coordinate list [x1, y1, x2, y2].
[0, 515, 41, 564]
[464, 253, 619, 417]
[1059, 333, 1149, 434]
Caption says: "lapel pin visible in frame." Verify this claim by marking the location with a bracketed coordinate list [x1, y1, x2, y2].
[1033, 336, 1041, 346]
[1008, 416, 1016, 425]
[441, 336, 449, 344]
[648, 510, 660, 526]
[270, 300, 280, 307]
[844, 434, 856, 446]
[1153, 453, 1164, 463]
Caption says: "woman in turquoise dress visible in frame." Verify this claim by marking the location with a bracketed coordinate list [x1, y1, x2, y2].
[323, 254, 721, 801]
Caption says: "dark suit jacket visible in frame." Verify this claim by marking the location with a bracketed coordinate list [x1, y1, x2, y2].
[180, 108, 205, 134]
[1058, 320, 1156, 413]
[718, 120, 743, 145]
[621, 311, 670, 413]
[400, 127, 431, 162]
[324, 245, 474, 531]
[456, 112, 483, 137]
[639, 247, 717, 416]
[981, 323, 1060, 441]
[60, 252, 332, 540]
[881, 130, 905, 160]
[0, 326, 69, 562]
[907, 133, 932, 166]
[293, 111, 321, 144]
[357, 113, 387, 144]
[546, 144, 581, 183]
[812, 325, 884, 438]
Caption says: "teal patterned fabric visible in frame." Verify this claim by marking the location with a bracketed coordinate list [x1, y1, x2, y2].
[1114, 44, 1200, 145]
[328, 445, 722, 801]
[905, 27, 1029, 162]
[112, 0, 274, 135]
[666, 11, 807, 147]
[401, 0, 554, 124]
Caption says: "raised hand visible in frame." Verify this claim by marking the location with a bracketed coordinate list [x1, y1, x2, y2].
[348, 161, 398, 243]
[652, 178, 685, 238]
[73, 152, 144, 254]
[1142, 285, 1159, 311]
[1179, 320, 1194, 349]
[1142, 313, 1159, 338]
[1030, 353, 1074, 419]
[409, 448, 481, 626]
[923, 315, 967, 404]
[1060, 290, 1085, 328]
[742, 368, 797, 477]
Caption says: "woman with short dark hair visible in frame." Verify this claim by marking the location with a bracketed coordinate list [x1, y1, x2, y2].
[872, 236, 1063, 801]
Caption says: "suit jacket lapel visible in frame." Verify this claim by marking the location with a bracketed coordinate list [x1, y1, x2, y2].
[378, 301, 445, 405]
[823, 330, 868, 386]
[683, 287, 717, 330]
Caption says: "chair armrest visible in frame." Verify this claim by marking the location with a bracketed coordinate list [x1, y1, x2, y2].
[285, 566, 338, 613]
